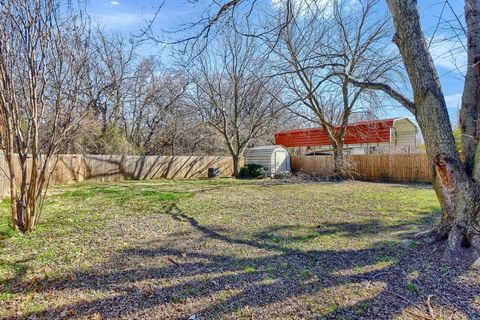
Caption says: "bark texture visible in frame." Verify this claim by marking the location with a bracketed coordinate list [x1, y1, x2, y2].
[232, 154, 242, 178]
[387, 0, 480, 261]
[464, 0, 480, 179]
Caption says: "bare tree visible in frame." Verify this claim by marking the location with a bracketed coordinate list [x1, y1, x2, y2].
[122, 58, 198, 155]
[89, 29, 139, 133]
[267, 0, 399, 175]
[344, 0, 480, 261]
[0, 0, 92, 232]
[186, 29, 286, 177]
[62, 49, 224, 156]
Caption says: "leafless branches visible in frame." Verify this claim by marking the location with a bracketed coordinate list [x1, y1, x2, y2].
[0, 0, 93, 231]
[266, 0, 401, 173]
[185, 29, 287, 176]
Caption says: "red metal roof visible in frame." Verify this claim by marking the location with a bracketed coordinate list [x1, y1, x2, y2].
[275, 118, 397, 147]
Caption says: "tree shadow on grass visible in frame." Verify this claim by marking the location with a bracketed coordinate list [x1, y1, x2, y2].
[3, 203, 479, 319]
[256, 215, 438, 243]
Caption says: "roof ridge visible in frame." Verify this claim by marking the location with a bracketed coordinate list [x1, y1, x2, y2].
[275, 118, 400, 136]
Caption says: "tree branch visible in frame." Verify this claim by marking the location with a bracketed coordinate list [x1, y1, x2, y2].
[345, 75, 416, 115]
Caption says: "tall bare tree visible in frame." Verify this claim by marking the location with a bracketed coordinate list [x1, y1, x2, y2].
[122, 58, 197, 155]
[344, 0, 480, 260]
[186, 29, 286, 177]
[89, 29, 139, 133]
[0, 0, 92, 232]
[62, 50, 225, 157]
[268, 0, 399, 174]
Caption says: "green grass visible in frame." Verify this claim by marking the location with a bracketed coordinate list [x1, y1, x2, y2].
[0, 181, 195, 288]
[0, 200, 14, 241]
[243, 266, 257, 273]
[0, 291, 14, 302]
[299, 268, 311, 278]
[265, 266, 276, 274]
[355, 301, 370, 314]
[0, 179, 442, 318]
[406, 282, 419, 294]
[63, 185, 192, 202]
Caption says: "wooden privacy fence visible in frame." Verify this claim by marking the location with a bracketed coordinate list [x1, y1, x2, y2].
[0, 154, 235, 197]
[291, 154, 433, 183]
[0, 152, 432, 198]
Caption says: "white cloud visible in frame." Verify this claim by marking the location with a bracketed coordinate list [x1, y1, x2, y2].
[93, 12, 148, 28]
[110, 1, 120, 5]
[444, 93, 462, 110]
[429, 35, 467, 74]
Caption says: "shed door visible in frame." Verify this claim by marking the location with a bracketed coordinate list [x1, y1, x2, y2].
[274, 151, 287, 173]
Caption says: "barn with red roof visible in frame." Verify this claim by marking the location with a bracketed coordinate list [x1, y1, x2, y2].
[275, 117, 419, 155]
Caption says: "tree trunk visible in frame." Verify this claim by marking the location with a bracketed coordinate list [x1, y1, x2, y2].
[232, 154, 242, 178]
[5, 153, 18, 231]
[332, 141, 345, 179]
[387, 0, 480, 260]
[101, 107, 108, 133]
[3, 115, 19, 231]
[461, 0, 480, 176]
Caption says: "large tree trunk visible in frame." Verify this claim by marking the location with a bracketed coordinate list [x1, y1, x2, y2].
[387, 0, 480, 260]
[232, 154, 242, 178]
[332, 141, 345, 179]
[461, 0, 480, 176]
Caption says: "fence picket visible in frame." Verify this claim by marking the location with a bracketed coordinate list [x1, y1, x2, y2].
[292, 154, 432, 183]
[0, 153, 235, 197]
[0, 153, 434, 198]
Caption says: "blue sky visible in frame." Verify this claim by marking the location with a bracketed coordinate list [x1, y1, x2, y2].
[86, 0, 466, 126]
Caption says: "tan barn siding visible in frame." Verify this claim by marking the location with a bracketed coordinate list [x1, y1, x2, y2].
[395, 131, 417, 146]
[393, 118, 418, 148]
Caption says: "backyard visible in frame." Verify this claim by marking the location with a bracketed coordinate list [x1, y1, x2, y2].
[0, 179, 478, 319]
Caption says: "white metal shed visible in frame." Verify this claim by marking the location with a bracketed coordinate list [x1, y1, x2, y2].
[245, 145, 291, 176]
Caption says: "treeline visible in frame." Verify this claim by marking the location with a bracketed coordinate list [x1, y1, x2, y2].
[58, 30, 290, 157]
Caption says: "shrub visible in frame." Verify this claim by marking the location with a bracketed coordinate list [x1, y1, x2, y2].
[239, 164, 268, 178]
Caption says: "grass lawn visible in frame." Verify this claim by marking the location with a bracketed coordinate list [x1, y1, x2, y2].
[0, 179, 479, 319]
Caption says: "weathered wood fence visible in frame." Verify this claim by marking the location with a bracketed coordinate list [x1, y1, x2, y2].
[291, 154, 433, 183]
[0, 154, 235, 197]
[0, 152, 432, 198]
